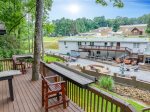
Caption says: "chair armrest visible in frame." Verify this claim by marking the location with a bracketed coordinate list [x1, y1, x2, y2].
[45, 75, 59, 79]
[49, 81, 66, 85]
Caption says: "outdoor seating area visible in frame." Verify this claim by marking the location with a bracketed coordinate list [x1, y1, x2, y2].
[88, 55, 114, 61]
[87, 64, 111, 74]
[12, 55, 33, 74]
[0, 69, 83, 112]
[42, 75, 70, 112]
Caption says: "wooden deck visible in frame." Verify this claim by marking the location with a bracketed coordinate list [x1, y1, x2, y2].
[0, 69, 83, 112]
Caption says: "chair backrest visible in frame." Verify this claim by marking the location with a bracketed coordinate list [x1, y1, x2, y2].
[12, 56, 20, 64]
[42, 76, 49, 84]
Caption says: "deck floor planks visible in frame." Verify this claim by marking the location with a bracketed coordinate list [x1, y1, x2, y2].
[18, 74, 44, 112]
[0, 69, 84, 112]
[15, 76, 32, 112]
[11, 79, 20, 112]
[15, 75, 39, 112]
[5, 80, 15, 112]
[24, 70, 63, 112]
[2, 81, 8, 112]
[13, 76, 27, 112]
[0, 81, 3, 111]
[26, 69, 83, 112]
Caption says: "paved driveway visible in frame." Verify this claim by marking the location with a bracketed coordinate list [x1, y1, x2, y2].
[68, 58, 150, 82]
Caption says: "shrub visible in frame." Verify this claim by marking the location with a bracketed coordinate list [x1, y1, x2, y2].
[99, 76, 114, 91]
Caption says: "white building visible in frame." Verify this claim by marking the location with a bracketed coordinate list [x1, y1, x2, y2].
[59, 37, 150, 59]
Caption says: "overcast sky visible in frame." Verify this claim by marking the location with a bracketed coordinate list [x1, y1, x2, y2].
[48, 0, 150, 20]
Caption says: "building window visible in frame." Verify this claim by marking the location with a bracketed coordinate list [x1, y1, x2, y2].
[145, 57, 150, 64]
[97, 51, 101, 54]
[133, 43, 140, 48]
[64, 41, 66, 45]
[90, 42, 94, 46]
[104, 42, 107, 47]
[110, 42, 113, 47]
[78, 42, 82, 46]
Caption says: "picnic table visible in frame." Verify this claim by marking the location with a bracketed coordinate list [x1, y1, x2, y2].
[0, 70, 21, 101]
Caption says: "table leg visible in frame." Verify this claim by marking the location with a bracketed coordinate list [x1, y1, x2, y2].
[8, 79, 14, 101]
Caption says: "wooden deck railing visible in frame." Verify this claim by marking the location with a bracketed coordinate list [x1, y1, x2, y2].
[79, 45, 133, 54]
[0, 59, 148, 112]
[142, 108, 150, 112]
[0, 58, 32, 71]
[0, 58, 13, 71]
[40, 61, 136, 112]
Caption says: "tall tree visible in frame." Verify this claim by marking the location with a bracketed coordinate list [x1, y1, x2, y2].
[32, 0, 43, 81]
[112, 20, 120, 32]
[32, 0, 123, 81]
[146, 18, 150, 37]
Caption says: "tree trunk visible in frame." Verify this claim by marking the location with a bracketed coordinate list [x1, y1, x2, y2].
[28, 26, 30, 53]
[32, 0, 43, 81]
[31, 17, 34, 53]
[41, 34, 44, 60]
[18, 27, 21, 49]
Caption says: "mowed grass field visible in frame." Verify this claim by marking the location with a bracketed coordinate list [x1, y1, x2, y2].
[24, 37, 64, 52]
[43, 37, 64, 49]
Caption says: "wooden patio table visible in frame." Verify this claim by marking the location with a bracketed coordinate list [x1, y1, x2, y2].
[0, 70, 21, 101]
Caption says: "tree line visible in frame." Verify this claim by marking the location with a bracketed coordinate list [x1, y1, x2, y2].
[50, 14, 150, 36]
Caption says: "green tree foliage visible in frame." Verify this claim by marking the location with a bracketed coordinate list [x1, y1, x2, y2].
[146, 18, 150, 36]
[51, 14, 150, 36]
[96, 0, 124, 8]
[0, 0, 53, 57]
[43, 22, 55, 36]
[0, 35, 24, 59]
[93, 16, 107, 28]
[112, 19, 120, 32]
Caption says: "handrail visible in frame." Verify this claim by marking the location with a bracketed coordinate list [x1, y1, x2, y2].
[0, 58, 32, 71]
[40, 61, 136, 112]
[88, 86, 136, 112]
[142, 107, 150, 112]
[0, 58, 13, 71]
[79, 45, 133, 53]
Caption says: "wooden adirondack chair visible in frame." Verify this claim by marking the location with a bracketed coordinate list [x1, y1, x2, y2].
[42, 75, 69, 112]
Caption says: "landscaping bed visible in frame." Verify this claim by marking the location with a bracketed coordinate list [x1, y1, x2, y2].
[114, 84, 150, 105]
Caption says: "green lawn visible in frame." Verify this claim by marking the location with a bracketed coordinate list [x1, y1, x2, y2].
[43, 37, 64, 49]
[43, 55, 64, 63]
[23, 37, 64, 51]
